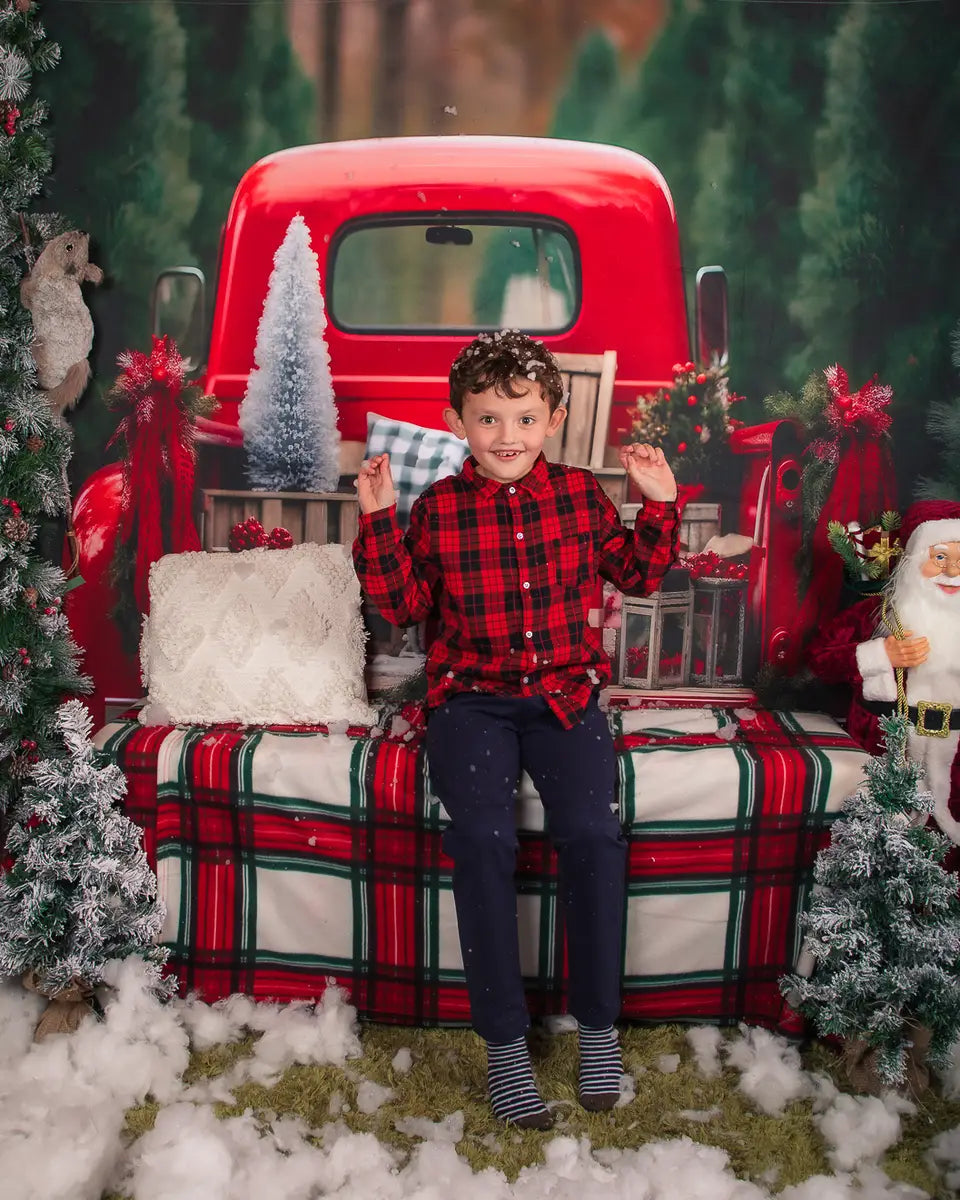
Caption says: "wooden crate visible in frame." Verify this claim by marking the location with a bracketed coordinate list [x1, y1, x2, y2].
[201, 489, 359, 552]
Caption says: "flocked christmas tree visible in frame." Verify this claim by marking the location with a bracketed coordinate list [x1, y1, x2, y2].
[0, 700, 172, 1035]
[239, 212, 340, 492]
[781, 714, 960, 1090]
[0, 1, 88, 816]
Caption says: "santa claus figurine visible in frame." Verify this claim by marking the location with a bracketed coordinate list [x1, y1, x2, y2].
[808, 499, 960, 842]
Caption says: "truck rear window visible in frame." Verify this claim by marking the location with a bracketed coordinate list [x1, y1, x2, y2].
[328, 216, 580, 334]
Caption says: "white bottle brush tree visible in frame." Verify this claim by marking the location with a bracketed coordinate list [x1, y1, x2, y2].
[0, 701, 173, 1038]
[781, 714, 960, 1093]
[239, 213, 340, 492]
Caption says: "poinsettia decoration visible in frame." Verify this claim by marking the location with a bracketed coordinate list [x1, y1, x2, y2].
[809, 365, 893, 463]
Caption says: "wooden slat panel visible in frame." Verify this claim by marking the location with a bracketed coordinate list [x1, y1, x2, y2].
[201, 490, 359, 552]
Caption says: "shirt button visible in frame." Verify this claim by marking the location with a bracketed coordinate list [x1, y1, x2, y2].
[525, 630, 533, 639]
[522, 581, 530, 590]
[508, 486, 516, 495]
[522, 675, 529, 684]
[516, 531, 524, 540]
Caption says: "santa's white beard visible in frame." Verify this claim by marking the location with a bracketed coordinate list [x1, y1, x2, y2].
[891, 573, 960, 706]
[889, 562, 960, 841]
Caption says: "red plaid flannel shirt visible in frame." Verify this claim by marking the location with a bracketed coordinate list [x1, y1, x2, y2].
[353, 455, 679, 728]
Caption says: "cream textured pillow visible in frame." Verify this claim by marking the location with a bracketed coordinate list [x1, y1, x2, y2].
[140, 543, 376, 727]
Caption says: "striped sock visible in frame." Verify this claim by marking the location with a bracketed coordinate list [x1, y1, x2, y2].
[577, 1023, 623, 1111]
[486, 1035, 554, 1130]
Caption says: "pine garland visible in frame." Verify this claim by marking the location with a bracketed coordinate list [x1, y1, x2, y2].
[0, 1, 88, 816]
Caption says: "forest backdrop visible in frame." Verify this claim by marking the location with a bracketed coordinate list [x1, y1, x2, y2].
[39, 0, 960, 502]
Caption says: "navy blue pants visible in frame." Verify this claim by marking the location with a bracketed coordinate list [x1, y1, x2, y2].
[426, 692, 627, 1043]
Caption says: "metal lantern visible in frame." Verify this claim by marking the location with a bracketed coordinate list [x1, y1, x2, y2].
[690, 577, 748, 686]
[618, 592, 692, 689]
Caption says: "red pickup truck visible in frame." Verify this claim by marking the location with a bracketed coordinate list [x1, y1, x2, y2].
[68, 136, 804, 727]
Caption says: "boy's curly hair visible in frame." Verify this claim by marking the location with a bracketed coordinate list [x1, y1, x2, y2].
[448, 329, 565, 416]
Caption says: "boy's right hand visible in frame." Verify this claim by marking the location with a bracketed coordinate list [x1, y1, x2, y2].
[356, 453, 397, 515]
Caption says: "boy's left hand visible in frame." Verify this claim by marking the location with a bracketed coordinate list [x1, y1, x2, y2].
[618, 442, 678, 503]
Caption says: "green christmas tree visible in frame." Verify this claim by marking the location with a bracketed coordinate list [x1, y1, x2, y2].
[550, 28, 619, 144]
[916, 319, 960, 502]
[781, 714, 960, 1088]
[0, 1, 88, 816]
[689, 0, 837, 410]
[0, 700, 171, 1003]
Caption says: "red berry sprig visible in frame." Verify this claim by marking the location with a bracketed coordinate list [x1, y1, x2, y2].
[228, 518, 268, 552]
[267, 526, 293, 549]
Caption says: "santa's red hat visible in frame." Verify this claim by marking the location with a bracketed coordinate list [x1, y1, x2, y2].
[898, 499, 960, 555]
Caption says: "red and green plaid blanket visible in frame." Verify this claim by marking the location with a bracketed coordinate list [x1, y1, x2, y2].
[95, 704, 869, 1032]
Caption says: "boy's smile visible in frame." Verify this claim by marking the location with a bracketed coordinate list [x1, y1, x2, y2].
[443, 380, 566, 484]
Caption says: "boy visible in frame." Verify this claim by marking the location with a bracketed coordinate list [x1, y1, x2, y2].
[353, 330, 679, 1129]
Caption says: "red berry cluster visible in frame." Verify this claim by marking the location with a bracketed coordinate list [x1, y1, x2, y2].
[681, 551, 749, 581]
[16, 646, 31, 667]
[3, 104, 20, 137]
[227, 518, 294, 552]
[1, 497, 22, 517]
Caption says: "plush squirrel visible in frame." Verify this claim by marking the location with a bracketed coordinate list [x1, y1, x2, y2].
[20, 230, 103, 417]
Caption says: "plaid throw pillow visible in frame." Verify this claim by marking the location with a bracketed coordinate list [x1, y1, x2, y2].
[365, 413, 469, 527]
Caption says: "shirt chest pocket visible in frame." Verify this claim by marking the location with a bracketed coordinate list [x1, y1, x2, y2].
[553, 532, 596, 589]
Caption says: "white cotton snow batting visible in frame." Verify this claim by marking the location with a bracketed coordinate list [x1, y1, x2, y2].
[0, 957, 189, 1200]
[0, 978, 45, 1065]
[356, 1080, 395, 1114]
[391, 1047, 413, 1073]
[657, 1053, 681, 1073]
[394, 1110, 465, 1144]
[176, 993, 247, 1051]
[815, 1093, 907, 1172]
[723, 1025, 810, 1116]
[686, 1025, 724, 1077]
[928, 1124, 960, 1193]
[123, 1103, 399, 1200]
[543, 1013, 578, 1035]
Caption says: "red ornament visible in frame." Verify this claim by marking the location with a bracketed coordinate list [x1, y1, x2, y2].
[687, 395, 697, 407]
[694, 424, 703, 434]
[228, 518, 268, 552]
[3, 419, 13, 431]
[677, 442, 687, 454]
[671, 362, 683, 376]
[696, 373, 707, 385]
[684, 361, 695, 373]
[267, 526, 294, 549]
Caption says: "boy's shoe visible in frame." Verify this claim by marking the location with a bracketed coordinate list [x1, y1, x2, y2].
[487, 1034, 554, 1130]
[577, 1023, 623, 1112]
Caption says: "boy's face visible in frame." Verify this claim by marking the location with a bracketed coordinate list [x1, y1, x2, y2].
[443, 380, 566, 484]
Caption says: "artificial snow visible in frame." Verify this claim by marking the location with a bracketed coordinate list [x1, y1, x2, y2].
[391, 1047, 414, 1073]
[723, 1025, 810, 1116]
[656, 1053, 681, 1074]
[0, 958, 953, 1199]
[686, 1025, 724, 1078]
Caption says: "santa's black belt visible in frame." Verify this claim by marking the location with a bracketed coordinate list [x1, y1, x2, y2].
[861, 699, 960, 736]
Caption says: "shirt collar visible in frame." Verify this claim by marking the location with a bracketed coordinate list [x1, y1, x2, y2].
[461, 453, 550, 501]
